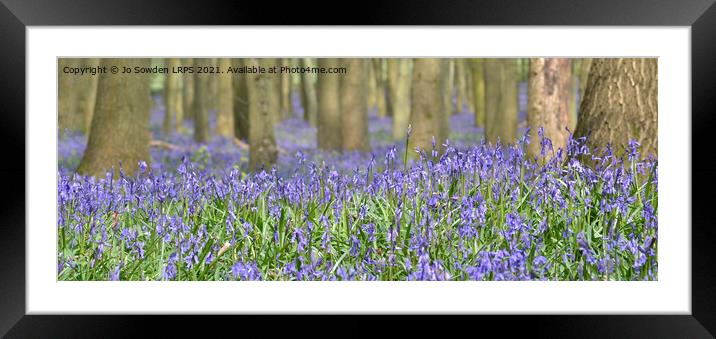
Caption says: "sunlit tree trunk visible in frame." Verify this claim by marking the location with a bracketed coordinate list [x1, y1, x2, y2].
[77, 58, 151, 177]
[164, 58, 183, 136]
[316, 58, 342, 151]
[216, 58, 234, 138]
[469, 58, 486, 127]
[575, 58, 657, 159]
[340, 58, 369, 151]
[232, 58, 249, 141]
[484, 58, 518, 145]
[389, 58, 412, 141]
[527, 58, 572, 161]
[246, 58, 278, 171]
[193, 58, 211, 143]
[409, 58, 443, 155]
[300, 58, 318, 126]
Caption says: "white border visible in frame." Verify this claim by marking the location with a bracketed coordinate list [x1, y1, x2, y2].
[27, 27, 690, 314]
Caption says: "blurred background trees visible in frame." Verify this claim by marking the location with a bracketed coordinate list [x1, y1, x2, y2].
[59, 57, 658, 178]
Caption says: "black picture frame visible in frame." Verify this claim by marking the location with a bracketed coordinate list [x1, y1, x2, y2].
[1, 0, 715, 337]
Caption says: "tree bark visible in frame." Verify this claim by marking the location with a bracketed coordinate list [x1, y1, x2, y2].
[438, 59, 452, 147]
[409, 58, 443, 155]
[216, 58, 234, 138]
[280, 58, 292, 119]
[247, 58, 278, 171]
[164, 58, 183, 136]
[456, 59, 468, 114]
[469, 58, 486, 127]
[316, 58, 342, 151]
[77, 58, 151, 177]
[232, 59, 249, 141]
[389, 58, 412, 141]
[300, 58, 318, 126]
[574, 58, 657, 159]
[484, 58, 518, 145]
[193, 58, 211, 143]
[372, 59, 388, 118]
[58, 59, 83, 135]
[527, 58, 572, 161]
[80, 58, 100, 134]
[340, 58, 369, 151]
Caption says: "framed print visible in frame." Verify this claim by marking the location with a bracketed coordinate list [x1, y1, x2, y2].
[2, 0, 716, 337]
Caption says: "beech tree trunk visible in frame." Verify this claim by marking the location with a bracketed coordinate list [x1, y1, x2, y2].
[164, 58, 183, 135]
[232, 59, 249, 141]
[300, 58, 318, 126]
[456, 59, 468, 114]
[574, 58, 657, 159]
[340, 58, 369, 151]
[193, 58, 211, 143]
[58, 59, 83, 135]
[389, 58, 412, 141]
[216, 58, 234, 138]
[484, 58, 518, 145]
[372, 59, 388, 118]
[247, 58, 278, 171]
[316, 58, 342, 151]
[438, 59, 452, 147]
[280, 58, 292, 119]
[409, 58, 443, 155]
[527, 58, 572, 160]
[80, 58, 100, 134]
[469, 58, 486, 127]
[77, 58, 151, 177]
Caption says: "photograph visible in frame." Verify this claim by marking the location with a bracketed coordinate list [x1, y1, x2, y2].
[56, 57, 658, 281]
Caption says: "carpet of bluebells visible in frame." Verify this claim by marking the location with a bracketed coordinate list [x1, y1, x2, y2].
[57, 87, 657, 281]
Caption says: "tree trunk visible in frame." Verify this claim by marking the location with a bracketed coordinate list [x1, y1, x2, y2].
[409, 58, 443, 155]
[280, 58, 292, 119]
[77, 58, 151, 177]
[182, 58, 195, 122]
[300, 58, 318, 126]
[389, 58, 412, 141]
[438, 59, 452, 147]
[484, 58, 518, 145]
[193, 58, 211, 143]
[372, 59, 388, 118]
[469, 58, 486, 127]
[164, 58, 183, 136]
[79, 58, 100, 134]
[316, 58, 342, 151]
[456, 59, 468, 114]
[263, 58, 281, 125]
[340, 58, 369, 151]
[233, 59, 249, 141]
[366, 60, 378, 114]
[216, 58, 234, 138]
[207, 58, 219, 111]
[567, 60, 579, 131]
[574, 58, 657, 159]
[58, 59, 83, 135]
[247, 58, 278, 171]
[527, 58, 572, 161]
